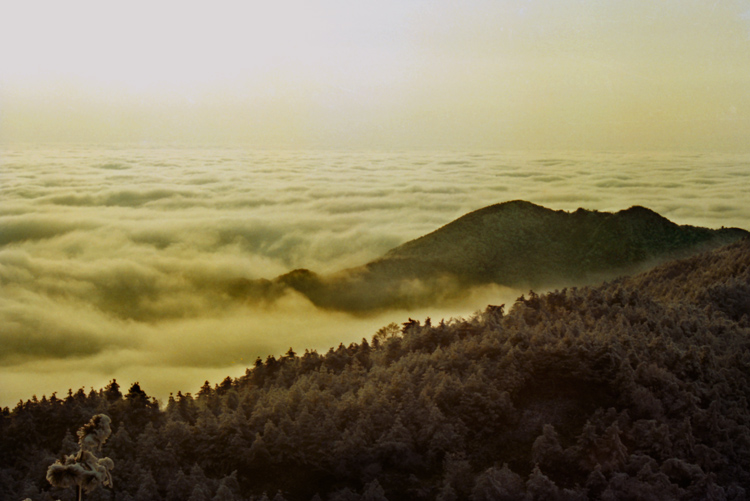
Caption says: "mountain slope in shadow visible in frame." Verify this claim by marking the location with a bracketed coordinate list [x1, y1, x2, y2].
[243, 201, 748, 312]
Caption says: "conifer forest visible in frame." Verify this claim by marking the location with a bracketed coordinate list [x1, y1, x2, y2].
[3, 239, 750, 500]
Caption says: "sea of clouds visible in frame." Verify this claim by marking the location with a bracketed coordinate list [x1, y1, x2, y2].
[1, 145, 748, 407]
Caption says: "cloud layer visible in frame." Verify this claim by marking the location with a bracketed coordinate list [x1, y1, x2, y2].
[1, 146, 748, 406]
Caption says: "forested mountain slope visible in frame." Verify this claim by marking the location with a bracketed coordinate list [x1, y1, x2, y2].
[271, 201, 748, 312]
[2, 239, 749, 500]
[378, 201, 745, 283]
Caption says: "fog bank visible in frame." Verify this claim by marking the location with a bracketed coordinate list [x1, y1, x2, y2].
[1, 147, 748, 406]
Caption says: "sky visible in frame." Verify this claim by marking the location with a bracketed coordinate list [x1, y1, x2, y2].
[2, 0, 750, 150]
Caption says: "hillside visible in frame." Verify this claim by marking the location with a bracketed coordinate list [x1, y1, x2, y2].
[3, 238, 749, 500]
[273, 201, 748, 312]
[376, 201, 745, 282]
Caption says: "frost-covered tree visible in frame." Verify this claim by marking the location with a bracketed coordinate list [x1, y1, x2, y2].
[46, 414, 114, 500]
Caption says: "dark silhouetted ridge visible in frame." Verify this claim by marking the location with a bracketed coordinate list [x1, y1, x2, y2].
[371, 200, 745, 286]
[238, 201, 748, 312]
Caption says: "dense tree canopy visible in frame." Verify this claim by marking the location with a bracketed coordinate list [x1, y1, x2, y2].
[2, 239, 749, 500]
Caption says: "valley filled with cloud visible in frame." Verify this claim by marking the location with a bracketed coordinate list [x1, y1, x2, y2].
[1, 146, 748, 406]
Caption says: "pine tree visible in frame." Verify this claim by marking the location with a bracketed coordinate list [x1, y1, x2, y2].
[134, 470, 159, 500]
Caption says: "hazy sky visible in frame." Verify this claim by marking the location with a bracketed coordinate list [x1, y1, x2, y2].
[2, 0, 750, 150]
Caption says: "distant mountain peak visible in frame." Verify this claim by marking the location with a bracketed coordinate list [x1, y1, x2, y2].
[454, 199, 552, 219]
[621, 204, 657, 214]
[618, 204, 672, 221]
[253, 201, 748, 313]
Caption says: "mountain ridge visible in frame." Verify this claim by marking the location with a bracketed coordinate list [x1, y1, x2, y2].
[248, 201, 748, 312]
[372, 200, 744, 282]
